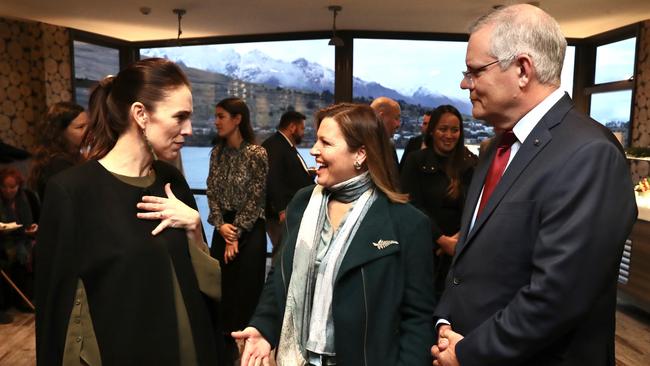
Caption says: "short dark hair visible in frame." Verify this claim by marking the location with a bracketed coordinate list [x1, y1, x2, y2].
[278, 111, 306, 130]
[424, 110, 433, 117]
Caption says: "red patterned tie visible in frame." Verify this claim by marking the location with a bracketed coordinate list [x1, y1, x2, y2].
[477, 130, 517, 218]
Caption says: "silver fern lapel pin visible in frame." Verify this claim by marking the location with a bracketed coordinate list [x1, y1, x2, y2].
[372, 239, 399, 250]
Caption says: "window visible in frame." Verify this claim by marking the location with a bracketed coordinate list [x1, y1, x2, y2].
[590, 90, 632, 145]
[353, 39, 475, 146]
[140, 40, 334, 150]
[141, 40, 334, 245]
[588, 36, 637, 147]
[595, 38, 636, 84]
[561, 46, 576, 97]
[73, 40, 120, 108]
[353, 39, 576, 146]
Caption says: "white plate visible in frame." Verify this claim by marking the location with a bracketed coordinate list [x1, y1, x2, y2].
[0, 222, 23, 232]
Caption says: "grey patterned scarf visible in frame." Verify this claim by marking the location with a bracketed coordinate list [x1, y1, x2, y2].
[277, 172, 376, 365]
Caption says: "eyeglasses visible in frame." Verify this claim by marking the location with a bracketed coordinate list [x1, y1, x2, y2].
[461, 59, 501, 87]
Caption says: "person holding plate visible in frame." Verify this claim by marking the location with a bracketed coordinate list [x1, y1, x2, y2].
[0, 167, 38, 317]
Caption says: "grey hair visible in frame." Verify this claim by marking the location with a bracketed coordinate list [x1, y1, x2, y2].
[470, 4, 567, 86]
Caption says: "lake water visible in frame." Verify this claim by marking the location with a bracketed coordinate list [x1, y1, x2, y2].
[180, 146, 405, 248]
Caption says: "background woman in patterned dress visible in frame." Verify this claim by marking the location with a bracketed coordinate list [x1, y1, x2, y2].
[207, 97, 268, 363]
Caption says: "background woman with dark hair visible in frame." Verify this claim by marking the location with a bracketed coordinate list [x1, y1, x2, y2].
[206, 97, 268, 362]
[35, 58, 222, 366]
[400, 104, 477, 302]
[29, 102, 87, 203]
[234, 103, 435, 366]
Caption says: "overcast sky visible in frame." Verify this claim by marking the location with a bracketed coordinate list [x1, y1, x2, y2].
[145, 36, 635, 123]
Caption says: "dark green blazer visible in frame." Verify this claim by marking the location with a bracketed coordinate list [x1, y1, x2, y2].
[250, 186, 435, 366]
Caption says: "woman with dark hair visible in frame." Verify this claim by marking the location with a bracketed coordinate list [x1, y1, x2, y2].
[207, 97, 268, 362]
[400, 104, 477, 302]
[35, 58, 222, 366]
[234, 103, 435, 366]
[29, 102, 87, 202]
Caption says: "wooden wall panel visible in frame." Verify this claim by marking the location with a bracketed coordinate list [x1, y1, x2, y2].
[632, 20, 650, 148]
[0, 17, 72, 152]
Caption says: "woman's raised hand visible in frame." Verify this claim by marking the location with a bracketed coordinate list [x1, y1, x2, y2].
[232, 327, 271, 366]
[137, 183, 201, 235]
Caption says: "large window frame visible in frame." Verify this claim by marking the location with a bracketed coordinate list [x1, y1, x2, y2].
[573, 24, 640, 147]
[70, 29, 136, 106]
[69, 26, 639, 250]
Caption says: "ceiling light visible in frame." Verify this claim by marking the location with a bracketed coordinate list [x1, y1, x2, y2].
[172, 8, 186, 44]
[328, 5, 344, 47]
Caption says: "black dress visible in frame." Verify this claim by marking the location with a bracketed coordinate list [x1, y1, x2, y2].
[35, 155, 75, 203]
[206, 142, 268, 332]
[400, 148, 476, 301]
[35, 160, 220, 366]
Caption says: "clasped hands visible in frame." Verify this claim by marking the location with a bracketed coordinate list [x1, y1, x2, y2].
[219, 223, 239, 263]
[431, 325, 463, 366]
[136, 183, 201, 235]
[436, 232, 459, 256]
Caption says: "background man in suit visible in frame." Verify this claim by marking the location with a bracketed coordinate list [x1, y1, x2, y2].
[432, 4, 637, 366]
[371, 97, 402, 171]
[261, 111, 313, 256]
[400, 109, 432, 169]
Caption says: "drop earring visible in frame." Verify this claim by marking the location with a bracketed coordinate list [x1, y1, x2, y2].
[141, 126, 158, 161]
[353, 160, 362, 170]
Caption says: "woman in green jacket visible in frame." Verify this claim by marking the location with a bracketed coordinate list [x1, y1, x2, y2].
[234, 103, 435, 366]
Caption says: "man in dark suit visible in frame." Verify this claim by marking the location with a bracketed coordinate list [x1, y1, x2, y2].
[261, 111, 313, 256]
[400, 109, 432, 170]
[432, 4, 637, 366]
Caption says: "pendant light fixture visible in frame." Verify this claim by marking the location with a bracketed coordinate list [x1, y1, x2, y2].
[328, 5, 344, 47]
[173, 8, 186, 45]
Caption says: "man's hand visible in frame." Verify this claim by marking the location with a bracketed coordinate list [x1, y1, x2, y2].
[437, 325, 451, 351]
[279, 210, 286, 223]
[432, 326, 463, 366]
[436, 233, 459, 256]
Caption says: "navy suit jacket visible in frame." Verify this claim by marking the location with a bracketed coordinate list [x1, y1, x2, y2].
[435, 94, 637, 366]
[261, 132, 313, 219]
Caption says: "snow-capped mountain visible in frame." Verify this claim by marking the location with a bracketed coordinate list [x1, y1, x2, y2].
[410, 87, 471, 114]
[142, 46, 335, 93]
[142, 47, 471, 113]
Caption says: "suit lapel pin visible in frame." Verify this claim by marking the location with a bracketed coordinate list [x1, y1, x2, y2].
[372, 239, 399, 249]
[534, 138, 540, 146]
